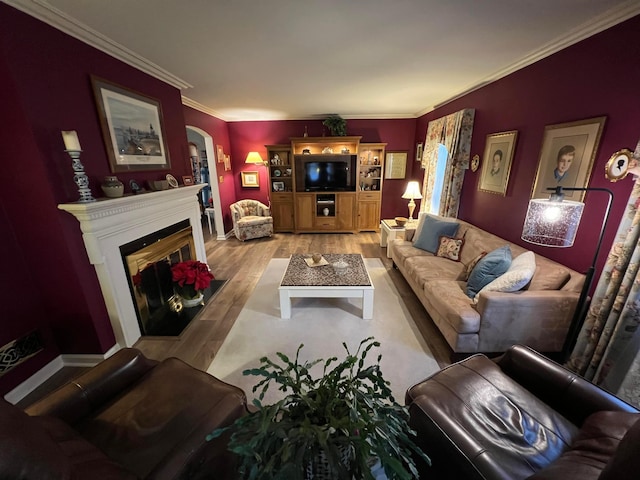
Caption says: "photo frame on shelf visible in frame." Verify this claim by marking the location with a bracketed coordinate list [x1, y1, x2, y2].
[216, 145, 224, 163]
[182, 175, 194, 186]
[91, 76, 170, 173]
[241, 171, 259, 187]
[272, 181, 285, 192]
[478, 130, 518, 196]
[531, 116, 606, 201]
[384, 151, 407, 179]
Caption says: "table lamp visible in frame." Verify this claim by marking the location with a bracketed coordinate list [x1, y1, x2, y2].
[401, 181, 422, 221]
[245, 151, 267, 166]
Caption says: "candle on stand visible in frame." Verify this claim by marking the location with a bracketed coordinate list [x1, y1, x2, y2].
[61, 130, 82, 151]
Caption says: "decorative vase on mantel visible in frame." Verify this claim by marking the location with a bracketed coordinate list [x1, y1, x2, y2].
[101, 176, 124, 198]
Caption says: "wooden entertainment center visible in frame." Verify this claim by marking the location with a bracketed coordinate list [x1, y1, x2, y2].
[266, 137, 386, 233]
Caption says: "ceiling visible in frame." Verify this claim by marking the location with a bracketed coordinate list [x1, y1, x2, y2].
[7, 0, 640, 121]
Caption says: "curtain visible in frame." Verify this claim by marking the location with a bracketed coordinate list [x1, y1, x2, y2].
[420, 109, 475, 217]
[566, 140, 640, 407]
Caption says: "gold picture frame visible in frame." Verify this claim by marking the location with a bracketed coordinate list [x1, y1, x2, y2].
[531, 116, 606, 201]
[384, 151, 407, 179]
[241, 171, 259, 187]
[478, 131, 518, 196]
[91, 76, 170, 173]
[605, 148, 633, 182]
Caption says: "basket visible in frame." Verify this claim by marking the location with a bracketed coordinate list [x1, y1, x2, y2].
[305, 445, 352, 480]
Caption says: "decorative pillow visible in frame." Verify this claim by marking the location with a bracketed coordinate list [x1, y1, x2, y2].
[466, 245, 512, 298]
[458, 251, 487, 281]
[528, 266, 571, 291]
[412, 213, 458, 243]
[474, 251, 536, 301]
[413, 216, 460, 253]
[436, 236, 464, 262]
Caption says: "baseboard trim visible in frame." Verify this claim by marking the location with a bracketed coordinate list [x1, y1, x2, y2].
[3, 343, 122, 404]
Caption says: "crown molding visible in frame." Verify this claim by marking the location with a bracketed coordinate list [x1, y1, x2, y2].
[181, 96, 229, 121]
[3, 0, 192, 90]
[414, 0, 640, 117]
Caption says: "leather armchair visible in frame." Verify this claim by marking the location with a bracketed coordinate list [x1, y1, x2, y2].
[0, 348, 247, 479]
[406, 345, 640, 479]
[230, 199, 273, 241]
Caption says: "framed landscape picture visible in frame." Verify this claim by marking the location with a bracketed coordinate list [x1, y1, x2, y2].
[531, 116, 606, 201]
[478, 130, 518, 196]
[91, 76, 170, 173]
[241, 171, 259, 187]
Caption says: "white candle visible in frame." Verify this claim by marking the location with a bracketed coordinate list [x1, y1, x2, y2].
[61, 130, 81, 151]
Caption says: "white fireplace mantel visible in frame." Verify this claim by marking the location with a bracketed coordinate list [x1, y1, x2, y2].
[59, 185, 207, 348]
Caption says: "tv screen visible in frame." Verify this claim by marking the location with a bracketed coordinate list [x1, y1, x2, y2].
[304, 161, 349, 191]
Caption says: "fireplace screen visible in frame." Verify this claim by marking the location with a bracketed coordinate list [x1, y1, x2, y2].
[121, 221, 202, 336]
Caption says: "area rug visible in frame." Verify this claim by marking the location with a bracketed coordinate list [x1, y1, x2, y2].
[207, 258, 439, 403]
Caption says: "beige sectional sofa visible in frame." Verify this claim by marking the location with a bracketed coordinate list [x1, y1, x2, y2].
[390, 213, 585, 355]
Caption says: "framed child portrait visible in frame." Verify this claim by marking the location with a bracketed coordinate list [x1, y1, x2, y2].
[478, 130, 518, 196]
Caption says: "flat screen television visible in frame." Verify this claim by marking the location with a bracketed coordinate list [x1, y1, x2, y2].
[304, 161, 349, 191]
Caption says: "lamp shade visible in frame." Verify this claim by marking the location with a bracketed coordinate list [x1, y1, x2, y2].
[521, 198, 584, 247]
[245, 152, 264, 164]
[402, 181, 423, 200]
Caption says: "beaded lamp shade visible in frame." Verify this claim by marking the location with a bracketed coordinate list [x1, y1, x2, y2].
[521, 198, 584, 247]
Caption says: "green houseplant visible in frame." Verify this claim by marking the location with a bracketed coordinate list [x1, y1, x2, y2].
[323, 115, 347, 136]
[208, 337, 430, 479]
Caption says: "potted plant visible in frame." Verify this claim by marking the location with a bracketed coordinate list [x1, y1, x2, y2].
[208, 337, 430, 479]
[323, 115, 347, 136]
[170, 259, 214, 307]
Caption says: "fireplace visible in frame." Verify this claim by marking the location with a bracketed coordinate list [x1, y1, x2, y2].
[59, 185, 207, 347]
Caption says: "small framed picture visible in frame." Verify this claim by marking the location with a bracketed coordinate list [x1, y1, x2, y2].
[385, 151, 408, 179]
[478, 130, 518, 196]
[241, 171, 259, 187]
[182, 175, 194, 185]
[416, 142, 423, 162]
[272, 181, 285, 192]
[224, 154, 231, 171]
[216, 145, 224, 163]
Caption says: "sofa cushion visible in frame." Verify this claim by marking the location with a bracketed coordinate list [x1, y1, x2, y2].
[527, 411, 640, 480]
[528, 266, 571, 290]
[424, 280, 481, 334]
[436, 236, 464, 262]
[414, 215, 460, 253]
[413, 212, 458, 243]
[466, 245, 512, 298]
[475, 251, 536, 300]
[405, 255, 464, 290]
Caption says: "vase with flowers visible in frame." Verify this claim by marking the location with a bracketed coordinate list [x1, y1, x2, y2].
[171, 260, 214, 308]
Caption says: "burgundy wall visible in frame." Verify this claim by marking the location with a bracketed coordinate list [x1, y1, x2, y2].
[414, 14, 640, 276]
[227, 118, 420, 219]
[0, 4, 192, 394]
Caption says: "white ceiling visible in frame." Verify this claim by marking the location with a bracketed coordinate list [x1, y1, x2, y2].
[7, 0, 640, 121]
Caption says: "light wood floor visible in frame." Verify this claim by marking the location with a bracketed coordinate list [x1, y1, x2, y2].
[18, 228, 452, 408]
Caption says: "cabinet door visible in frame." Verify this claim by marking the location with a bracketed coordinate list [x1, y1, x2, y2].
[295, 194, 315, 230]
[358, 201, 381, 231]
[337, 193, 356, 231]
[272, 201, 294, 231]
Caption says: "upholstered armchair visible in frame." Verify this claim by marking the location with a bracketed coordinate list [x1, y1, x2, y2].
[230, 199, 273, 241]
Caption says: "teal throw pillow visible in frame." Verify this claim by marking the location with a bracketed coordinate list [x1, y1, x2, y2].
[413, 216, 460, 253]
[466, 245, 512, 298]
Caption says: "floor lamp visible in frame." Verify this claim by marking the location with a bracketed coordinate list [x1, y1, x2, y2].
[245, 151, 269, 205]
[521, 186, 614, 362]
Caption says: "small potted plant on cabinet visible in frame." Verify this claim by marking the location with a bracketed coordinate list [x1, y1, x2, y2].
[323, 115, 347, 136]
[208, 337, 430, 479]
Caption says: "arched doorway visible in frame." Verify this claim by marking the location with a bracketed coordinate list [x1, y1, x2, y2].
[186, 126, 225, 240]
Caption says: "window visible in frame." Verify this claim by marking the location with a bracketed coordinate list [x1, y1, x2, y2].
[429, 143, 449, 214]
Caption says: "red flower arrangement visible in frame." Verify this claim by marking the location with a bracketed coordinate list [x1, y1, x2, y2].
[171, 260, 214, 299]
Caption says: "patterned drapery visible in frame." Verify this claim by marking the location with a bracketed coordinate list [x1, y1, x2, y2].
[420, 109, 475, 217]
[566, 139, 640, 407]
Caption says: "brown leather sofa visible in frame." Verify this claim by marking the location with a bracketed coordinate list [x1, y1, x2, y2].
[406, 344, 640, 479]
[0, 348, 247, 479]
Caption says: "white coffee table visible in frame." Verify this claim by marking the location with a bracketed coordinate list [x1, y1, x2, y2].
[279, 254, 374, 319]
